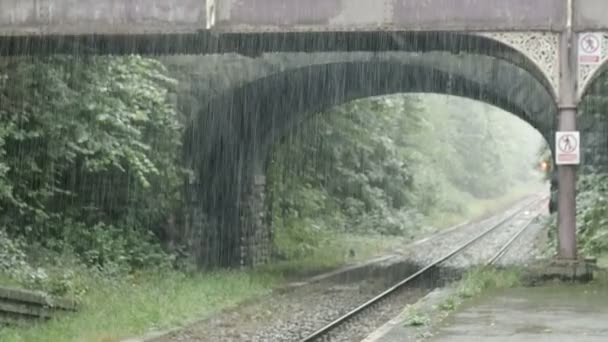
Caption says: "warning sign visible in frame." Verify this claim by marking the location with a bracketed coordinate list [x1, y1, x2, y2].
[579, 33, 603, 65]
[555, 131, 580, 165]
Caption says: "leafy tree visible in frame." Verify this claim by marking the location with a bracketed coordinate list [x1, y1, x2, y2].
[0, 56, 184, 269]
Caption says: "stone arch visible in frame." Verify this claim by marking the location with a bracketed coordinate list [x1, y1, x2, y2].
[184, 59, 554, 266]
[217, 31, 560, 102]
[188, 59, 555, 164]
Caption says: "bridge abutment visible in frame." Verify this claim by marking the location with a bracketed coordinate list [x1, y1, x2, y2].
[184, 134, 273, 268]
[239, 172, 273, 267]
[184, 172, 272, 268]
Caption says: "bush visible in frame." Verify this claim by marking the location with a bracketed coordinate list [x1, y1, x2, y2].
[48, 219, 175, 272]
[547, 172, 608, 256]
[0, 229, 85, 297]
[0, 230, 34, 280]
[0, 56, 185, 274]
[576, 173, 608, 255]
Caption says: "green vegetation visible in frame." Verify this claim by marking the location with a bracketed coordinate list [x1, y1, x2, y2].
[269, 95, 543, 261]
[0, 270, 276, 342]
[574, 173, 608, 256]
[404, 267, 521, 331]
[539, 66, 608, 265]
[404, 309, 431, 327]
[455, 267, 521, 300]
[257, 233, 408, 278]
[546, 173, 608, 257]
[0, 55, 546, 341]
[0, 56, 184, 293]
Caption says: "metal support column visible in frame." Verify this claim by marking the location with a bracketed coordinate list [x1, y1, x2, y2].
[556, 106, 578, 259]
[556, 0, 578, 259]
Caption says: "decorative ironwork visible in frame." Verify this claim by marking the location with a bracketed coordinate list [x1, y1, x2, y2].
[478, 32, 560, 97]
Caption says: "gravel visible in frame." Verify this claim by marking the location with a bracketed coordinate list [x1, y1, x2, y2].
[323, 196, 547, 342]
[317, 287, 427, 342]
[163, 195, 545, 342]
[494, 206, 550, 266]
[396, 195, 540, 268]
[442, 202, 543, 268]
[168, 281, 393, 342]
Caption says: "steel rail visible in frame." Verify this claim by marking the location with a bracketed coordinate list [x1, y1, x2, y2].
[486, 197, 548, 266]
[298, 195, 545, 342]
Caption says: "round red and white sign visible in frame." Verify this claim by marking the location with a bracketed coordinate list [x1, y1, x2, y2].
[581, 34, 600, 54]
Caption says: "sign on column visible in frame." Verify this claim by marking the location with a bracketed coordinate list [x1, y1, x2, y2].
[555, 131, 580, 165]
[579, 33, 603, 65]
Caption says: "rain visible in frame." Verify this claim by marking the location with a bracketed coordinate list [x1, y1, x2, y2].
[0, 1, 607, 342]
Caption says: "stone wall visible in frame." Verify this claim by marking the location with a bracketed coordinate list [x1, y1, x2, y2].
[239, 174, 272, 266]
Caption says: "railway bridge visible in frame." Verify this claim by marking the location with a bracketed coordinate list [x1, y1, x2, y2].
[2, 0, 608, 266]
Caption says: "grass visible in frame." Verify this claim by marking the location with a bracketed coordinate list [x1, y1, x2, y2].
[261, 182, 546, 281]
[0, 273, 22, 288]
[403, 307, 431, 327]
[0, 233, 401, 342]
[427, 182, 545, 230]
[257, 233, 407, 279]
[454, 267, 522, 300]
[0, 270, 277, 342]
[0, 185, 541, 341]
[433, 267, 521, 318]
[404, 267, 522, 329]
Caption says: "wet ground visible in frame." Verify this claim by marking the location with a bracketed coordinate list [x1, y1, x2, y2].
[429, 284, 608, 342]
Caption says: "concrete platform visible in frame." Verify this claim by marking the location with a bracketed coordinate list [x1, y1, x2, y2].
[366, 284, 608, 342]
[429, 285, 608, 342]
[521, 257, 597, 284]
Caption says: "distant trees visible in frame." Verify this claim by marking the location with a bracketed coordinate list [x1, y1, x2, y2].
[268, 94, 544, 259]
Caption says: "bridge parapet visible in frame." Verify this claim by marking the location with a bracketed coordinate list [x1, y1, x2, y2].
[0, 0, 206, 36]
[575, 0, 608, 31]
[0, 0, 570, 36]
[3, 0, 608, 37]
[209, 0, 567, 33]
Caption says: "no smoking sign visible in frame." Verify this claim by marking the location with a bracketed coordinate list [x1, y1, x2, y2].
[556, 131, 580, 165]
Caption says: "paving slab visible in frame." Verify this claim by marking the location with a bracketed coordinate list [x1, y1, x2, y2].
[430, 285, 608, 342]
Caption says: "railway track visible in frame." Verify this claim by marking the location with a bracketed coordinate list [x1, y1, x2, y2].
[298, 195, 547, 342]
